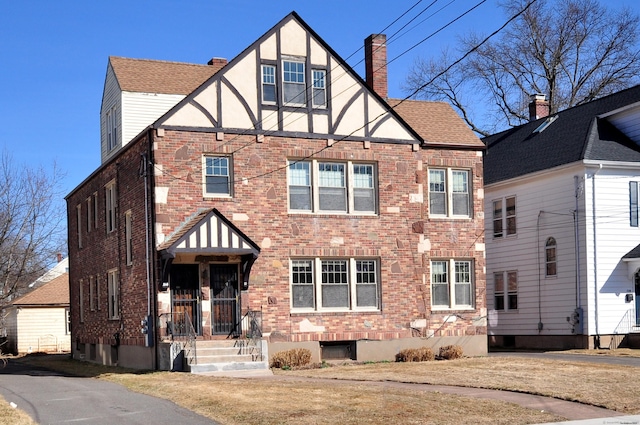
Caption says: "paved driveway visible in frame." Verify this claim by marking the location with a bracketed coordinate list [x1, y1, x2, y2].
[489, 350, 640, 367]
[0, 360, 218, 425]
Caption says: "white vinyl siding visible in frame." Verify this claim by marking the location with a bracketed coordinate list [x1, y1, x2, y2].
[10, 307, 71, 353]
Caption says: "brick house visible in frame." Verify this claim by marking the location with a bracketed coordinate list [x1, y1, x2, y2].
[66, 12, 486, 370]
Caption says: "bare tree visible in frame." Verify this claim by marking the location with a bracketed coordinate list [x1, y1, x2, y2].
[0, 150, 66, 309]
[405, 0, 640, 135]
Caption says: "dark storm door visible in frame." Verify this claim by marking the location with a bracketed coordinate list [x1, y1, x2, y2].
[210, 264, 240, 335]
[170, 264, 201, 336]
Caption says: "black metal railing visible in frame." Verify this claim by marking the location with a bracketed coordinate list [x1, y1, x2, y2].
[239, 309, 263, 361]
[159, 311, 197, 365]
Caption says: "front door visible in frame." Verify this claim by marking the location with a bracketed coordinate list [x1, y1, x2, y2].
[170, 264, 201, 336]
[210, 264, 239, 335]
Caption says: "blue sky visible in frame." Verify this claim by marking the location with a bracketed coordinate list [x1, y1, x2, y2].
[1, 0, 639, 199]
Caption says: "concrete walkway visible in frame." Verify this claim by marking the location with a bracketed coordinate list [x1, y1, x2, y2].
[0, 360, 218, 425]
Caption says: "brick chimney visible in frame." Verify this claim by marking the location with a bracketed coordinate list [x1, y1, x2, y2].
[529, 93, 549, 121]
[207, 57, 228, 67]
[365, 34, 387, 99]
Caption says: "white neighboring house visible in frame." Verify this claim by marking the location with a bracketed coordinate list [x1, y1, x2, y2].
[484, 86, 640, 350]
[3, 260, 70, 354]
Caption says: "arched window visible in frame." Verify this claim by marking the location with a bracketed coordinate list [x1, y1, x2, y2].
[546, 237, 557, 277]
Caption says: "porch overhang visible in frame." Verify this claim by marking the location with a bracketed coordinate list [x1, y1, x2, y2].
[158, 208, 260, 289]
[622, 243, 640, 280]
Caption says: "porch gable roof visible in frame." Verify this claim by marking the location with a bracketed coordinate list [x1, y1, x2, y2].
[158, 208, 260, 258]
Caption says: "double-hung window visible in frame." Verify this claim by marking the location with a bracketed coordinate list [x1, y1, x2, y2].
[428, 169, 471, 217]
[290, 258, 380, 311]
[283, 60, 306, 105]
[105, 180, 116, 233]
[493, 196, 516, 238]
[494, 271, 517, 310]
[106, 106, 117, 151]
[545, 237, 557, 277]
[76, 204, 82, 249]
[204, 156, 232, 196]
[125, 210, 133, 265]
[261, 65, 276, 104]
[312, 70, 326, 107]
[107, 269, 119, 320]
[288, 160, 377, 214]
[431, 260, 474, 309]
[630, 181, 639, 227]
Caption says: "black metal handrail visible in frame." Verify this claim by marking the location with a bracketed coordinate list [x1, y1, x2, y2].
[159, 312, 197, 365]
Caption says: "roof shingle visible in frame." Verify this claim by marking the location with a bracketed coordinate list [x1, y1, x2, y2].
[13, 273, 69, 306]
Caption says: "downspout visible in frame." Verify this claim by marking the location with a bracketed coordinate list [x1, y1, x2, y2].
[591, 164, 603, 348]
[574, 176, 582, 310]
[145, 128, 158, 369]
[536, 211, 543, 332]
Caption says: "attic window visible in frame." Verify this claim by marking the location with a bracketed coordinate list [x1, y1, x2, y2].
[532, 115, 557, 134]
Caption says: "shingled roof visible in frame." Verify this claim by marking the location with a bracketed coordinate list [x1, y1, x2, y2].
[12, 273, 69, 307]
[109, 56, 225, 95]
[389, 99, 484, 148]
[483, 85, 640, 185]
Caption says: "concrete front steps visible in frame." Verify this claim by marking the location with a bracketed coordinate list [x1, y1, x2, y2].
[189, 339, 270, 375]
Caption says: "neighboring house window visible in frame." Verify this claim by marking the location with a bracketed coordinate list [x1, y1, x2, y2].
[76, 204, 82, 249]
[261, 64, 276, 103]
[86, 197, 92, 233]
[630, 181, 639, 227]
[545, 237, 557, 277]
[493, 196, 516, 238]
[125, 210, 133, 265]
[428, 169, 471, 217]
[105, 180, 116, 233]
[204, 156, 232, 196]
[430, 260, 473, 310]
[106, 106, 117, 151]
[107, 269, 119, 320]
[65, 308, 71, 334]
[288, 160, 377, 214]
[312, 70, 326, 107]
[89, 276, 96, 311]
[494, 271, 518, 311]
[79, 279, 84, 323]
[290, 258, 380, 311]
[283, 60, 306, 105]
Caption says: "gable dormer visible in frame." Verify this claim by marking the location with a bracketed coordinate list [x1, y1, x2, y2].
[156, 13, 419, 144]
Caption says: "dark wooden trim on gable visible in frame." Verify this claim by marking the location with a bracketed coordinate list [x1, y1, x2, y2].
[189, 100, 218, 127]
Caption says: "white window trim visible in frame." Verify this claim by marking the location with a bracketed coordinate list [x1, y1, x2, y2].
[89, 276, 95, 311]
[93, 192, 99, 229]
[428, 168, 472, 218]
[79, 279, 84, 323]
[492, 195, 517, 238]
[430, 259, 474, 311]
[202, 155, 232, 198]
[105, 180, 116, 233]
[106, 106, 118, 152]
[287, 160, 377, 215]
[261, 64, 277, 105]
[282, 59, 306, 106]
[107, 269, 120, 320]
[125, 210, 133, 265]
[545, 238, 557, 277]
[86, 197, 92, 233]
[312, 69, 327, 108]
[290, 258, 381, 313]
[76, 204, 82, 249]
[494, 270, 518, 311]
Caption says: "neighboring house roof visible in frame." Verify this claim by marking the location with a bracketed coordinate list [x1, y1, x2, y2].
[12, 273, 69, 307]
[109, 56, 225, 95]
[389, 99, 484, 149]
[483, 84, 640, 185]
[622, 243, 640, 259]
